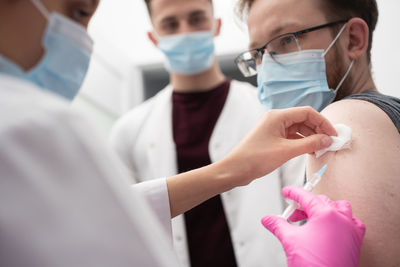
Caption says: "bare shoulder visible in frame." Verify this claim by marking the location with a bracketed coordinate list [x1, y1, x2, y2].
[307, 99, 400, 267]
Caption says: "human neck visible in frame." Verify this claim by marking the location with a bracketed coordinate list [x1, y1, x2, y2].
[170, 59, 226, 93]
[336, 60, 377, 101]
[349, 62, 377, 96]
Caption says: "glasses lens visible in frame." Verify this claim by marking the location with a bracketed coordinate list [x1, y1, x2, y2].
[235, 51, 259, 77]
[266, 34, 300, 62]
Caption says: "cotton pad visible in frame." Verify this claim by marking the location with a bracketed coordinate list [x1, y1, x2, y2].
[315, 124, 352, 158]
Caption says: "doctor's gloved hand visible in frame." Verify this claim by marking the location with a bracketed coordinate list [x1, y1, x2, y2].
[262, 186, 366, 267]
[220, 107, 337, 186]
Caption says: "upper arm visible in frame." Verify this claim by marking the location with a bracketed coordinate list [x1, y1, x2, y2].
[0, 111, 177, 267]
[307, 99, 400, 267]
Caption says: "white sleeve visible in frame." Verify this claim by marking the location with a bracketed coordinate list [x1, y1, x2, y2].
[0, 109, 178, 267]
[110, 110, 173, 237]
[132, 178, 173, 240]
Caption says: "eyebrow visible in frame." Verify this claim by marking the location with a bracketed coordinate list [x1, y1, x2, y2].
[76, 0, 98, 10]
[159, 9, 207, 25]
[249, 22, 303, 50]
[188, 10, 207, 17]
[160, 16, 177, 24]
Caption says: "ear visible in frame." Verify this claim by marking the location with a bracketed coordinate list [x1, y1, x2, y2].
[147, 31, 159, 47]
[345, 18, 369, 61]
[213, 18, 222, 37]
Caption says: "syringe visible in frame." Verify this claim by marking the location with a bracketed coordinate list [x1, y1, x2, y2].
[281, 164, 328, 220]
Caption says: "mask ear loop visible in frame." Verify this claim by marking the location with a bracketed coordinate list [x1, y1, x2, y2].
[334, 60, 354, 92]
[322, 23, 348, 57]
[30, 0, 50, 19]
[321, 22, 354, 92]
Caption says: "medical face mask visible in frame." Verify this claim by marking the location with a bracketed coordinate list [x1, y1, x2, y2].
[0, 0, 93, 100]
[257, 24, 354, 112]
[158, 31, 215, 75]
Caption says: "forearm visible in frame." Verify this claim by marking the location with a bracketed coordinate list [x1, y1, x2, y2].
[166, 107, 336, 218]
[166, 159, 245, 218]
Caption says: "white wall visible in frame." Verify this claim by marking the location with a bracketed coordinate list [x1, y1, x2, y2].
[86, 0, 248, 65]
[73, 0, 400, 135]
[371, 0, 400, 96]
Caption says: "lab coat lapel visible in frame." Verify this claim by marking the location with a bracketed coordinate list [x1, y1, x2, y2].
[145, 87, 178, 179]
[209, 81, 264, 163]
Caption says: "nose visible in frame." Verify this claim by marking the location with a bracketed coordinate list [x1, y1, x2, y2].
[178, 21, 196, 34]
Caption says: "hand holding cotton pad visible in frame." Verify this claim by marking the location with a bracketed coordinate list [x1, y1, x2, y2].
[315, 124, 352, 158]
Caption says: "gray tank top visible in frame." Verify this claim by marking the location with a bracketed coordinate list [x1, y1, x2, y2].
[345, 90, 400, 132]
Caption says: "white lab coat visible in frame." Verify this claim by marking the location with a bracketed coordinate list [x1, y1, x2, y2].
[0, 74, 179, 267]
[111, 80, 306, 267]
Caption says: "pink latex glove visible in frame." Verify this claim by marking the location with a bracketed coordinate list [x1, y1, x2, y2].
[262, 186, 366, 267]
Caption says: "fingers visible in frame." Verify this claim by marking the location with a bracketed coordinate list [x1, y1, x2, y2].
[288, 134, 333, 156]
[261, 215, 292, 241]
[287, 124, 316, 138]
[287, 133, 306, 140]
[334, 200, 366, 238]
[288, 209, 308, 222]
[280, 107, 338, 137]
[334, 200, 353, 217]
[352, 216, 367, 238]
[318, 194, 334, 205]
[282, 186, 323, 217]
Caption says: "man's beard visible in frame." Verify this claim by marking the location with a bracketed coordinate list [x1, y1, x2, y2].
[326, 45, 355, 102]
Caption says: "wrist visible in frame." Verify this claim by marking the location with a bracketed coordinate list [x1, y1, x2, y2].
[212, 156, 253, 189]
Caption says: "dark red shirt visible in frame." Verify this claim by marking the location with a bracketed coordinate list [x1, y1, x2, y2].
[173, 79, 238, 267]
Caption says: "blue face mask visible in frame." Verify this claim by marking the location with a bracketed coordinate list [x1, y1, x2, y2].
[0, 0, 93, 101]
[158, 31, 215, 75]
[257, 24, 354, 112]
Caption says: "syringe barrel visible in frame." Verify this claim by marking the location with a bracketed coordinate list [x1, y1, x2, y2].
[281, 203, 300, 220]
[303, 182, 313, 191]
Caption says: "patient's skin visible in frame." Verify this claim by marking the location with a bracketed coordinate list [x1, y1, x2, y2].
[307, 99, 400, 267]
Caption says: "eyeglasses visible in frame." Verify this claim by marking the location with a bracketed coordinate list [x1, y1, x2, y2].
[235, 20, 348, 77]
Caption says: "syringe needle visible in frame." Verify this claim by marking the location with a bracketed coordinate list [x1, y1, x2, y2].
[281, 165, 328, 220]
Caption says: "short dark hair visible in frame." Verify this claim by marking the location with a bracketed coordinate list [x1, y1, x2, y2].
[144, 0, 151, 13]
[321, 0, 378, 62]
[145, 0, 213, 15]
[237, 0, 379, 62]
